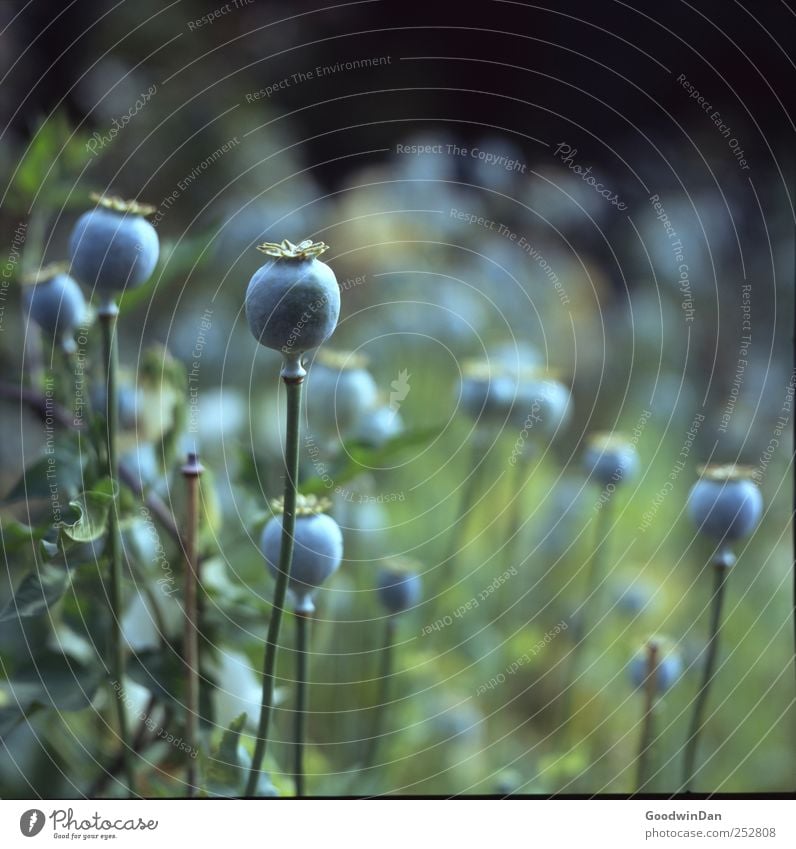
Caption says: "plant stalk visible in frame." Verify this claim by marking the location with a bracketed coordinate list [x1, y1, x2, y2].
[362, 616, 397, 776]
[181, 452, 204, 797]
[635, 640, 659, 792]
[293, 609, 310, 797]
[99, 301, 134, 798]
[245, 370, 304, 797]
[559, 495, 614, 741]
[681, 556, 730, 792]
[443, 434, 488, 577]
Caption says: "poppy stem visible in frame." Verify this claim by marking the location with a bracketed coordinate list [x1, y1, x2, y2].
[246, 367, 304, 797]
[560, 494, 614, 743]
[293, 609, 310, 797]
[99, 301, 134, 798]
[181, 452, 204, 797]
[362, 616, 397, 778]
[635, 640, 659, 792]
[681, 554, 730, 792]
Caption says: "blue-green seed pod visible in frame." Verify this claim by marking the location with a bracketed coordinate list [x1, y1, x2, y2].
[22, 263, 87, 353]
[260, 494, 343, 613]
[355, 404, 405, 447]
[69, 195, 159, 300]
[376, 562, 422, 615]
[628, 642, 682, 693]
[245, 240, 340, 368]
[687, 465, 763, 542]
[583, 433, 639, 487]
[305, 349, 378, 440]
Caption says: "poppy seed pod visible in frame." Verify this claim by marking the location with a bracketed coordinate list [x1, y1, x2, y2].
[459, 359, 516, 423]
[376, 561, 422, 615]
[69, 195, 159, 301]
[260, 494, 343, 613]
[22, 263, 87, 353]
[510, 369, 572, 441]
[687, 465, 763, 542]
[305, 349, 378, 439]
[628, 643, 682, 693]
[355, 403, 405, 447]
[583, 433, 639, 487]
[245, 240, 340, 371]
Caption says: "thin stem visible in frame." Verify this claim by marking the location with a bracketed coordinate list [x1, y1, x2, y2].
[293, 610, 310, 797]
[559, 496, 614, 741]
[505, 455, 528, 547]
[362, 617, 396, 777]
[443, 434, 487, 576]
[181, 452, 204, 797]
[245, 372, 304, 797]
[99, 303, 134, 798]
[635, 641, 659, 793]
[505, 447, 538, 568]
[89, 693, 157, 798]
[681, 558, 730, 792]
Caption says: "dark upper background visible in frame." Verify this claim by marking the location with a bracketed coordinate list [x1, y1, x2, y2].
[2, 0, 794, 184]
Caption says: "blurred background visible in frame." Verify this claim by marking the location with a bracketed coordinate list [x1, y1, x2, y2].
[0, 0, 793, 796]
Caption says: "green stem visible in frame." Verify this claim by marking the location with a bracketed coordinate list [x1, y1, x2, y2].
[293, 610, 310, 797]
[99, 303, 134, 798]
[245, 372, 303, 797]
[635, 641, 659, 793]
[505, 448, 537, 568]
[559, 496, 614, 741]
[443, 435, 487, 577]
[362, 617, 396, 777]
[681, 557, 730, 792]
[181, 453, 203, 797]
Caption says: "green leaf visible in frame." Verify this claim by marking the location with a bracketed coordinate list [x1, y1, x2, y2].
[0, 651, 103, 714]
[7, 112, 95, 212]
[204, 713, 278, 798]
[0, 520, 51, 569]
[300, 427, 441, 495]
[2, 440, 88, 507]
[0, 562, 70, 623]
[59, 478, 115, 543]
